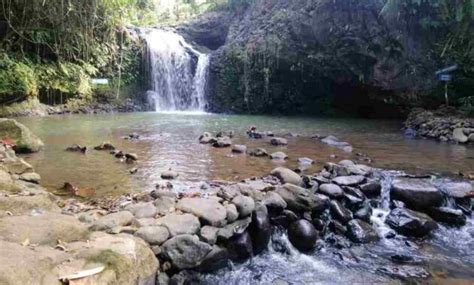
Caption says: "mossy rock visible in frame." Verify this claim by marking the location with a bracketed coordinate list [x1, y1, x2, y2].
[0, 119, 44, 153]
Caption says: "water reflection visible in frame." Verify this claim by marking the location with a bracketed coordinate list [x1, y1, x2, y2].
[17, 113, 474, 196]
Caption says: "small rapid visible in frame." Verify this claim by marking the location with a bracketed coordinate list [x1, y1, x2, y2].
[143, 29, 209, 112]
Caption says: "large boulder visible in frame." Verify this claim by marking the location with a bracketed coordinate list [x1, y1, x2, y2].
[231, 195, 255, 218]
[276, 184, 329, 213]
[288, 219, 318, 252]
[161, 234, 213, 269]
[155, 213, 200, 236]
[91, 211, 135, 231]
[0, 212, 89, 245]
[319, 183, 344, 198]
[226, 231, 253, 260]
[391, 178, 444, 210]
[249, 204, 271, 254]
[453, 128, 468, 143]
[385, 207, 438, 237]
[67, 232, 159, 285]
[176, 197, 227, 227]
[0, 119, 44, 153]
[346, 219, 379, 243]
[135, 226, 170, 245]
[271, 167, 302, 186]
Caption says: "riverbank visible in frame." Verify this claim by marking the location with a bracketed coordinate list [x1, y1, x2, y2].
[0, 98, 150, 118]
[405, 107, 474, 144]
[0, 120, 473, 284]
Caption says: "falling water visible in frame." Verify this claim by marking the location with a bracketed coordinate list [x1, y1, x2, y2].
[144, 29, 209, 111]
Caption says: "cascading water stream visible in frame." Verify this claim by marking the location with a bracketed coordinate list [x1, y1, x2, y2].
[143, 29, 209, 112]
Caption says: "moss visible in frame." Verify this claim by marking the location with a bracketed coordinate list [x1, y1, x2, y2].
[86, 249, 134, 282]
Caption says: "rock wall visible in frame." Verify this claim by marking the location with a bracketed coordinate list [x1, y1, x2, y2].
[179, 0, 441, 117]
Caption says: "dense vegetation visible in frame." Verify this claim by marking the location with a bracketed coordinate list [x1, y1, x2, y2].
[0, 0, 472, 117]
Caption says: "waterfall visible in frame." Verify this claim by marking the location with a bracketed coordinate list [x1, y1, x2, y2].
[144, 29, 209, 112]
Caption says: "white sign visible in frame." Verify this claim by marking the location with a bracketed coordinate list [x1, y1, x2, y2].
[91, 79, 109, 85]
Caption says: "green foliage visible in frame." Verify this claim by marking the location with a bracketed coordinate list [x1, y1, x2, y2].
[0, 56, 38, 98]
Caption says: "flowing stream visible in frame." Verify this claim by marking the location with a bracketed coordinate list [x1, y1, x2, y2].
[16, 113, 474, 283]
[144, 29, 209, 111]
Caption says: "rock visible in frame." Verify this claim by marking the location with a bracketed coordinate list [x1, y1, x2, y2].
[155, 213, 200, 236]
[199, 226, 219, 245]
[176, 197, 227, 227]
[320, 136, 353, 152]
[453, 128, 468, 143]
[0, 193, 59, 215]
[91, 211, 135, 231]
[195, 245, 230, 272]
[0, 212, 88, 245]
[217, 217, 252, 241]
[225, 203, 239, 223]
[391, 178, 444, 210]
[276, 184, 329, 213]
[288, 220, 318, 252]
[427, 207, 466, 226]
[249, 204, 271, 254]
[360, 181, 382, 197]
[125, 202, 157, 219]
[377, 265, 430, 279]
[270, 137, 288, 146]
[271, 167, 302, 186]
[19, 172, 41, 184]
[135, 226, 170, 245]
[342, 186, 366, 200]
[65, 144, 87, 153]
[0, 119, 44, 153]
[94, 142, 115, 151]
[270, 151, 288, 160]
[469, 133, 474, 142]
[354, 204, 373, 222]
[199, 132, 215, 144]
[338, 160, 355, 167]
[162, 234, 213, 269]
[443, 182, 473, 198]
[232, 144, 247, 153]
[332, 175, 366, 186]
[262, 191, 287, 212]
[125, 153, 138, 161]
[346, 219, 379, 243]
[231, 195, 255, 218]
[248, 148, 268, 157]
[161, 170, 179, 180]
[346, 164, 372, 176]
[154, 195, 176, 215]
[297, 157, 314, 165]
[156, 272, 170, 285]
[329, 220, 347, 235]
[319, 183, 344, 198]
[226, 231, 253, 260]
[330, 200, 353, 224]
[385, 207, 438, 237]
[213, 136, 232, 148]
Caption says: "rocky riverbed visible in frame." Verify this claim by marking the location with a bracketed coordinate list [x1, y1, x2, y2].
[0, 120, 473, 284]
[405, 107, 474, 144]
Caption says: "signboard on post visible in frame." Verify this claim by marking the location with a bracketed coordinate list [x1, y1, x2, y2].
[91, 78, 109, 85]
[435, 65, 457, 106]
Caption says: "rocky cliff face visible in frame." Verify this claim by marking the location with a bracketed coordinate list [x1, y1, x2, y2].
[179, 0, 441, 117]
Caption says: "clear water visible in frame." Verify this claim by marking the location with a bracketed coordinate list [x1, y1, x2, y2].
[16, 112, 474, 197]
[15, 112, 474, 283]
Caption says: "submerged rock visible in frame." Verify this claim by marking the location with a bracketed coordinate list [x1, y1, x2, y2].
[213, 136, 232, 148]
[427, 207, 466, 226]
[161, 170, 179, 180]
[94, 142, 115, 151]
[65, 144, 87, 153]
[270, 151, 288, 160]
[391, 178, 443, 210]
[385, 207, 438, 237]
[248, 148, 268, 157]
[346, 219, 379, 243]
[162, 234, 213, 269]
[270, 137, 288, 146]
[0, 119, 44, 153]
[231, 144, 247, 153]
[288, 219, 318, 252]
